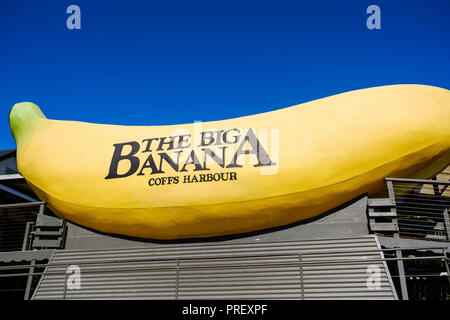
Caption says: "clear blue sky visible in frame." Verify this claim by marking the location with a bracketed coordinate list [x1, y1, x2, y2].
[1, 0, 449, 150]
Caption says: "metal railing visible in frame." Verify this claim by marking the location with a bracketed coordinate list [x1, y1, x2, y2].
[0, 246, 448, 300]
[386, 178, 450, 242]
[0, 201, 66, 252]
[0, 202, 42, 252]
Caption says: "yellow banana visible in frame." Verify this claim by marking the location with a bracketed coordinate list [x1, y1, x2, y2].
[9, 84, 450, 239]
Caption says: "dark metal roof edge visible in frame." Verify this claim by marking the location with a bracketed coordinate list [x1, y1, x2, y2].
[0, 173, 24, 181]
[0, 149, 16, 161]
[0, 250, 54, 263]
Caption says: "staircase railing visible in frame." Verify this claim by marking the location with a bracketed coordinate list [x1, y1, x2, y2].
[368, 178, 450, 242]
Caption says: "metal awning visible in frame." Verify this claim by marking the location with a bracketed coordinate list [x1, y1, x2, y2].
[32, 235, 398, 300]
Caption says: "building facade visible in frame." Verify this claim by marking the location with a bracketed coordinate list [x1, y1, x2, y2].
[0, 150, 449, 300]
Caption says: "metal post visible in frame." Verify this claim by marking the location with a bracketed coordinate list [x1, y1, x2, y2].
[38, 202, 46, 216]
[395, 249, 409, 300]
[443, 208, 450, 242]
[175, 258, 180, 300]
[22, 221, 33, 251]
[386, 180, 395, 199]
[298, 253, 304, 300]
[24, 259, 35, 300]
[443, 248, 450, 286]
[387, 180, 409, 300]
[432, 177, 440, 196]
[432, 180, 450, 241]
[63, 264, 69, 300]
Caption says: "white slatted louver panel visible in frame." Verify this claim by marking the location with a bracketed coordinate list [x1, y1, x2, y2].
[32, 235, 397, 300]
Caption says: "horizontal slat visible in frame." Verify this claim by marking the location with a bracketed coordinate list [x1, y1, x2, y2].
[304, 291, 395, 298]
[386, 177, 450, 185]
[370, 222, 398, 232]
[0, 201, 43, 209]
[368, 209, 397, 217]
[36, 215, 63, 227]
[368, 198, 395, 207]
[32, 239, 61, 248]
[34, 230, 64, 236]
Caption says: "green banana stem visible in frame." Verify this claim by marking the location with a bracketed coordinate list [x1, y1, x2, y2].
[9, 102, 47, 144]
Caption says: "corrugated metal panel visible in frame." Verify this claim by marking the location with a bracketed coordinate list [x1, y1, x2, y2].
[32, 235, 397, 300]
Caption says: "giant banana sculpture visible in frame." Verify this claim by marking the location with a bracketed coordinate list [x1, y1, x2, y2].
[9, 84, 450, 239]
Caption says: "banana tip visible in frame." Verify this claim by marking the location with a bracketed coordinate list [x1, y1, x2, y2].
[9, 102, 46, 143]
